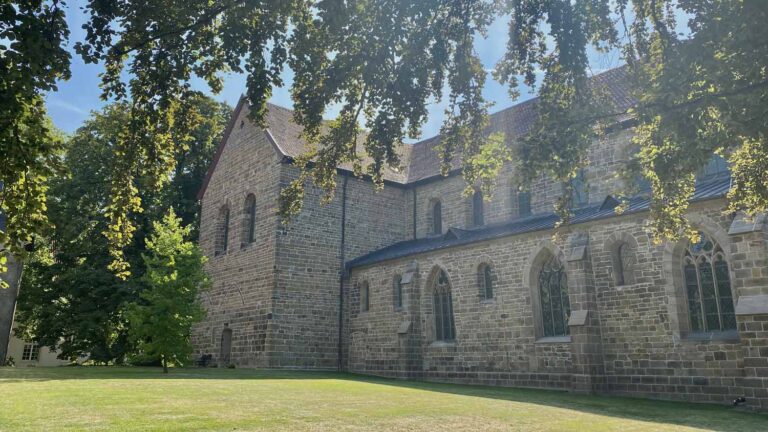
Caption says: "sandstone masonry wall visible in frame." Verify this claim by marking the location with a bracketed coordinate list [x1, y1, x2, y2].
[411, 129, 636, 240]
[196, 103, 768, 409]
[192, 106, 283, 367]
[347, 202, 763, 406]
[270, 168, 410, 369]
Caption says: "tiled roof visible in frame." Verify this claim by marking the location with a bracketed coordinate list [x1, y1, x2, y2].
[197, 98, 411, 199]
[199, 66, 633, 196]
[346, 173, 731, 270]
[404, 66, 634, 183]
[264, 66, 634, 184]
[263, 102, 410, 184]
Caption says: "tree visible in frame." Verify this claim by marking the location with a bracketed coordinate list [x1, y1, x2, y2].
[127, 209, 209, 373]
[0, 1, 69, 286]
[14, 105, 144, 362]
[156, 96, 232, 239]
[13, 96, 228, 362]
[3, 1, 768, 279]
[624, 1, 768, 239]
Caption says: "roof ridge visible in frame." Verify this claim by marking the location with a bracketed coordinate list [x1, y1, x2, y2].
[199, 65, 632, 198]
[408, 64, 629, 148]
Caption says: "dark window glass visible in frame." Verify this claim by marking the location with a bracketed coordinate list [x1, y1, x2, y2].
[246, 195, 257, 244]
[393, 275, 403, 310]
[629, 148, 652, 194]
[616, 244, 626, 286]
[222, 210, 229, 252]
[22, 343, 39, 361]
[699, 154, 729, 178]
[635, 174, 652, 195]
[432, 201, 442, 235]
[615, 243, 635, 286]
[217, 207, 230, 255]
[682, 232, 736, 332]
[570, 169, 589, 208]
[433, 270, 455, 341]
[714, 258, 736, 330]
[517, 191, 531, 218]
[433, 290, 444, 339]
[698, 259, 720, 331]
[361, 282, 370, 312]
[479, 264, 493, 300]
[539, 255, 570, 337]
[684, 262, 704, 331]
[472, 190, 484, 226]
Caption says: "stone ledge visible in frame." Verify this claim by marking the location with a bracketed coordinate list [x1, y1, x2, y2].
[535, 336, 572, 344]
[568, 310, 589, 326]
[735, 295, 768, 316]
[397, 321, 411, 335]
[728, 212, 766, 235]
[428, 340, 458, 349]
[680, 330, 740, 343]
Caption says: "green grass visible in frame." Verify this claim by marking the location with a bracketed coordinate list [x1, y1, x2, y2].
[1, 367, 766, 431]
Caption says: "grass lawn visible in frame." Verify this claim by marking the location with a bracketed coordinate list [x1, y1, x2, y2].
[1, 367, 766, 431]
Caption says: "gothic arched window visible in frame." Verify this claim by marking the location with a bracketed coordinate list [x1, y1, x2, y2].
[683, 232, 736, 332]
[393, 275, 403, 310]
[432, 200, 443, 235]
[244, 194, 257, 244]
[472, 190, 484, 227]
[478, 263, 494, 300]
[433, 269, 456, 341]
[539, 255, 570, 337]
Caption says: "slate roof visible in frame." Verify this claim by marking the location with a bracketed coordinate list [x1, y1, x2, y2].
[262, 103, 411, 184]
[199, 66, 634, 198]
[404, 66, 634, 183]
[346, 173, 732, 270]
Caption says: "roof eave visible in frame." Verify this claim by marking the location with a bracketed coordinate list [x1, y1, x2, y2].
[345, 192, 728, 271]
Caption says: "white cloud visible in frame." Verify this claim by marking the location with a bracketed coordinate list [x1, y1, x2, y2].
[46, 98, 89, 116]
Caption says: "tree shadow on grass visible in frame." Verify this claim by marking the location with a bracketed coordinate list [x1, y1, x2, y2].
[350, 374, 768, 432]
[2, 366, 766, 431]
[0, 366, 347, 382]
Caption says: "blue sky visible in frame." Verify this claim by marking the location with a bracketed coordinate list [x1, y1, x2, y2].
[46, 1, 626, 139]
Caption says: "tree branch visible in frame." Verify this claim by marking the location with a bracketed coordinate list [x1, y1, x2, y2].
[111, 1, 239, 57]
[568, 77, 768, 129]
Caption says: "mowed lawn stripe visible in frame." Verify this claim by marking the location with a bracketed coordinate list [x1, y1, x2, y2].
[1, 367, 766, 431]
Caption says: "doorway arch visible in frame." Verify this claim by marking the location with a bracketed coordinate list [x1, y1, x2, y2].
[220, 326, 233, 366]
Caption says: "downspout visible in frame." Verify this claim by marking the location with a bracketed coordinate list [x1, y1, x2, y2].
[412, 187, 417, 240]
[337, 173, 349, 371]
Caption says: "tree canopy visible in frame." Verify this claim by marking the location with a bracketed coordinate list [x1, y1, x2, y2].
[127, 208, 209, 373]
[2, 0, 767, 280]
[13, 96, 228, 362]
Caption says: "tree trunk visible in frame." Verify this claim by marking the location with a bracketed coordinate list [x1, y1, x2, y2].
[162, 356, 168, 374]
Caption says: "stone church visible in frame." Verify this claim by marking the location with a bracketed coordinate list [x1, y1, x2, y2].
[192, 67, 768, 409]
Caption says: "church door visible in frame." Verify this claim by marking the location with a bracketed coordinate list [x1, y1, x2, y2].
[220, 327, 232, 366]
